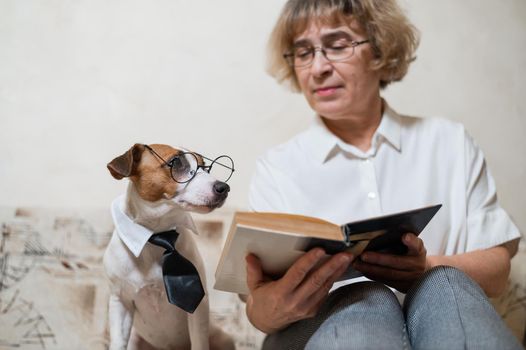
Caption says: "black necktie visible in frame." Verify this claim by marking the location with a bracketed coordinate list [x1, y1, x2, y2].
[148, 230, 205, 313]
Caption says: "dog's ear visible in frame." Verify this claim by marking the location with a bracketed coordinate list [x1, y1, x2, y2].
[107, 144, 145, 180]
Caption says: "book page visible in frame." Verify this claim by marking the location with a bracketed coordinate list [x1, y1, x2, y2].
[234, 212, 343, 241]
[214, 226, 343, 294]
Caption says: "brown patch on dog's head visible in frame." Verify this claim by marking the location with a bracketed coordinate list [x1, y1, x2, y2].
[108, 144, 186, 202]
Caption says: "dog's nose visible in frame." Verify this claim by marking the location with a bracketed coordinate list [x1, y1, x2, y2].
[213, 181, 230, 195]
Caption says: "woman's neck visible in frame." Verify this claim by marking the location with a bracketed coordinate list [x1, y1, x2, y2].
[321, 97, 383, 152]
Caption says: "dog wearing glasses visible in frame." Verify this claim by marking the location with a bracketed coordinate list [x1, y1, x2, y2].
[104, 143, 235, 350]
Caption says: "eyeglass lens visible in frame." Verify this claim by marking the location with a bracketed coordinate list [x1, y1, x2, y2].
[170, 153, 198, 183]
[209, 156, 234, 183]
[171, 153, 234, 183]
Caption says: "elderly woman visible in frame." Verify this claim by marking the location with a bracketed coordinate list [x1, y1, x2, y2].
[245, 0, 522, 349]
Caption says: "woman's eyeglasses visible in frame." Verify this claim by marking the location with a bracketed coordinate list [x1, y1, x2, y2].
[283, 39, 370, 68]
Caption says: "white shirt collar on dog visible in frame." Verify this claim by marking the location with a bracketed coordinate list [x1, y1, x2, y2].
[307, 101, 402, 164]
[111, 195, 198, 257]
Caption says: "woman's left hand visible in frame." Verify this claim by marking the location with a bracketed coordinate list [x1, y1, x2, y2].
[352, 233, 429, 293]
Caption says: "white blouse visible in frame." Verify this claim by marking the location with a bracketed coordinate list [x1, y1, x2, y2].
[248, 102, 520, 257]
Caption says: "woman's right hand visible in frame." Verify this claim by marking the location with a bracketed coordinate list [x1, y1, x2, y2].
[245, 248, 354, 334]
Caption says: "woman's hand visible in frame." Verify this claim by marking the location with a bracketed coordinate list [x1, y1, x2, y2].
[245, 248, 353, 334]
[352, 233, 428, 293]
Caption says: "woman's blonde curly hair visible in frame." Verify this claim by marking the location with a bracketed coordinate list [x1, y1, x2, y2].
[267, 0, 419, 90]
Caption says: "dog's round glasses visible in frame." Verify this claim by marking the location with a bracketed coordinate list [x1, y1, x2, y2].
[144, 145, 235, 184]
[283, 39, 370, 68]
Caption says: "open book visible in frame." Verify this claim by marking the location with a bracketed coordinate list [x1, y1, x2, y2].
[214, 204, 442, 294]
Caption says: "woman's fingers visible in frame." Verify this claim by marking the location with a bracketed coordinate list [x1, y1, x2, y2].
[245, 249, 353, 332]
[358, 234, 426, 271]
[403, 233, 426, 256]
[353, 234, 428, 292]
[295, 257, 353, 319]
[359, 252, 421, 271]
[280, 248, 327, 292]
[353, 259, 418, 281]
[246, 254, 266, 291]
[293, 252, 352, 301]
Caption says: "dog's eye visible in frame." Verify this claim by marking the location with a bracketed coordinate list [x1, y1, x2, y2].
[168, 157, 181, 167]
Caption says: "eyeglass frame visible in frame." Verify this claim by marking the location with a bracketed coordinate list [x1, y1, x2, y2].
[143, 144, 235, 184]
[283, 39, 370, 68]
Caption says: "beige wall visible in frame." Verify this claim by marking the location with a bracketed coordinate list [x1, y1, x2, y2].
[1, 0, 524, 235]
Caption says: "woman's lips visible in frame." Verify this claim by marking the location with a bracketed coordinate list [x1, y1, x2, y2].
[314, 86, 341, 96]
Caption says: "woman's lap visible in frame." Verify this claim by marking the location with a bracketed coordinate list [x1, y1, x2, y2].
[263, 266, 521, 350]
[263, 281, 407, 350]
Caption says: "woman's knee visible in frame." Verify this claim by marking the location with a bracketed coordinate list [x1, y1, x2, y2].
[325, 281, 400, 314]
[426, 265, 465, 278]
[405, 265, 484, 309]
[263, 282, 399, 350]
[306, 282, 407, 350]
[413, 265, 474, 290]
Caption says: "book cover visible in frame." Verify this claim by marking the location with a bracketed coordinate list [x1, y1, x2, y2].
[214, 204, 442, 294]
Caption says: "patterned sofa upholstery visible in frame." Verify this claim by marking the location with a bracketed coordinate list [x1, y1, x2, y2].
[0, 206, 523, 349]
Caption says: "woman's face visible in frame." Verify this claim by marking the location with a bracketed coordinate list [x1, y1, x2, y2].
[293, 21, 381, 120]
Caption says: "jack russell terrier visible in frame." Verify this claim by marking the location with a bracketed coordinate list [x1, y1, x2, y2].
[104, 143, 235, 350]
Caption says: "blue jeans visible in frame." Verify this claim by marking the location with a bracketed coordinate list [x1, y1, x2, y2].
[262, 266, 522, 350]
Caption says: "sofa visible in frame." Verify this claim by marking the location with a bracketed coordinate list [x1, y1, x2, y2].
[0, 206, 523, 349]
